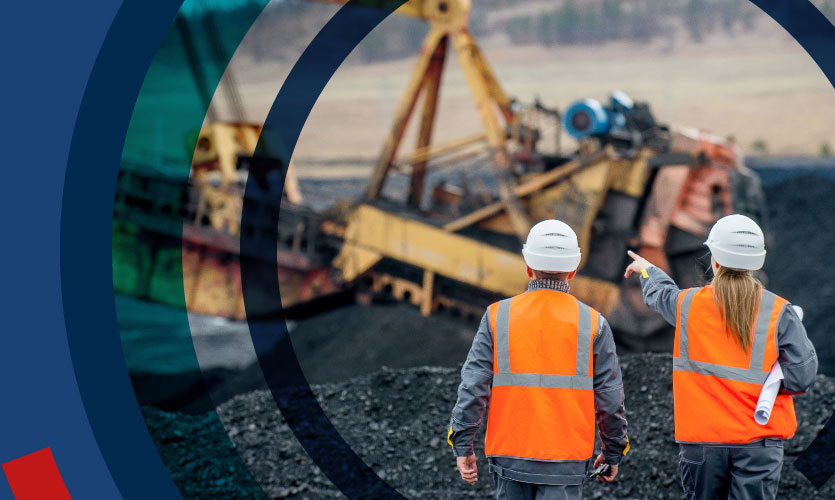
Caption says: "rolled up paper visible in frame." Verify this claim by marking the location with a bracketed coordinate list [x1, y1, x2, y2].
[755, 362, 784, 425]
[792, 305, 804, 321]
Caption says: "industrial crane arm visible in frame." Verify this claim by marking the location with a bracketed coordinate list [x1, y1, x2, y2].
[311, 0, 529, 236]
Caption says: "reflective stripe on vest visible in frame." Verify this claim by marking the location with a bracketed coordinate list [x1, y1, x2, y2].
[485, 291, 597, 460]
[492, 298, 594, 391]
[674, 288, 777, 385]
[671, 287, 796, 444]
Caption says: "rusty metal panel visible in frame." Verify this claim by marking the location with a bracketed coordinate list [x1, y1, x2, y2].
[640, 165, 690, 249]
[670, 163, 732, 236]
[182, 249, 242, 319]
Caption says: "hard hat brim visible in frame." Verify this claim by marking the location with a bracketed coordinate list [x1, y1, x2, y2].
[522, 249, 582, 273]
[705, 242, 766, 271]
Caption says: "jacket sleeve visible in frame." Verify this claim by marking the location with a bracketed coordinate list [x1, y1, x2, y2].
[639, 266, 682, 326]
[593, 316, 629, 465]
[448, 310, 494, 457]
[776, 304, 818, 395]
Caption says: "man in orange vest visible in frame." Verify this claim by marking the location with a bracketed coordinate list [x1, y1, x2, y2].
[448, 220, 629, 499]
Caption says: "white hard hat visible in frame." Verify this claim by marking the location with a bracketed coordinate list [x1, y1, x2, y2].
[522, 220, 582, 272]
[704, 214, 766, 271]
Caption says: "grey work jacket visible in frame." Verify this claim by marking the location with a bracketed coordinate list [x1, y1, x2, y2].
[448, 279, 629, 486]
[639, 266, 818, 398]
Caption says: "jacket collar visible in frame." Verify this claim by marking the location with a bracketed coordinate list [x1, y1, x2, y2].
[527, 278, 570, 294]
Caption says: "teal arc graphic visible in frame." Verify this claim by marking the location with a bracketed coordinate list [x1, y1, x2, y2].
[54, 0, 835, 499]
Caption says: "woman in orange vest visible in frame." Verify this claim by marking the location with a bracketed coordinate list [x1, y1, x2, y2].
[625, 214, 817, 500]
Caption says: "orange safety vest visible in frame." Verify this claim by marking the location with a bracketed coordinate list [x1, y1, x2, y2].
[484, 289, 598, 461]
[673, 286, 797, 444]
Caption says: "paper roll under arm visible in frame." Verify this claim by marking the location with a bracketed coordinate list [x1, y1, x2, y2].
[755, 362, 784, 425]
[792, 305, 804, 321]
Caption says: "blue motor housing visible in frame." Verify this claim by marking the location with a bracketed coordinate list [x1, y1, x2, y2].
[564, 98, 610, 139]
[610, 90, 634, 113]
[564, 91, 633, 140]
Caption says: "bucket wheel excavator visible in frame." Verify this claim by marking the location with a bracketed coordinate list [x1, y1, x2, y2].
[127, 0, 766, 351]
[303, 0, 766, 349]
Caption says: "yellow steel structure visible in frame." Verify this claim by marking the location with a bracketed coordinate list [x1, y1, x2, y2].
[311, 2, 658, 320]
[191, 122, 260, 186]
[316, 0, 529, 236]
[168, 1, 745, 336]
[189, 121, 304, 234]
[334, 204, 620, 315]
[186, 0, 664, 315]
[332, 148, 648, 316]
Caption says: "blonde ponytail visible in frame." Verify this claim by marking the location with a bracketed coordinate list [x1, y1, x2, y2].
[712, 266, 762, 352]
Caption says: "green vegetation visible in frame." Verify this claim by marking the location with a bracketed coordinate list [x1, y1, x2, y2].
[507, 0, 667, 46]
[504, 0, 760, 47]
[160, 0, 787, 66]
[751, 138, 769, 156]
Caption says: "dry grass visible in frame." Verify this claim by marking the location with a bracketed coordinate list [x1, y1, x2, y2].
[218, 11, 834, 169]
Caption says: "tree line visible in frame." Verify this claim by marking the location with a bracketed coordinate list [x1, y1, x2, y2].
[157, 0, 835, 64]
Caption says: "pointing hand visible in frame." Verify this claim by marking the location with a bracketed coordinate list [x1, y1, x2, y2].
[624, 250, 654, 279]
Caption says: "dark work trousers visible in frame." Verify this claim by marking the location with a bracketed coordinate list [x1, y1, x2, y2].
[678, 439, 783, 500]
[493, 474, 583, 500]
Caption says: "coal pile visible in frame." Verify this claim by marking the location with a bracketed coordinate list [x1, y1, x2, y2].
[144, 353, 834, 499]
[288, 303, 477, 384]
[130, 168, 835, 417]
[141, 407, 267, 499]
[137, 167, 835, 498]
[129, 302, 479, 415]
[763, 174, 835, 377]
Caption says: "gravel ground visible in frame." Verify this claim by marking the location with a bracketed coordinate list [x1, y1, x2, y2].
[144, 353, 835, 499]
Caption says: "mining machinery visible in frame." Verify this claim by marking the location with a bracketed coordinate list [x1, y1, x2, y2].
[114, 0, 766, 350]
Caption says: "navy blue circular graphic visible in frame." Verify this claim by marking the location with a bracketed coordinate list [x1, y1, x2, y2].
[45, 0, 835, 498]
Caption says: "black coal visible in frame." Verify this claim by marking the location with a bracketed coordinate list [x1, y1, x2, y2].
[144, 353, 834, 499]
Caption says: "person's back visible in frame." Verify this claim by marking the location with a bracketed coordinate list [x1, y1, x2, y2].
[672, 284, 798, 445]
[625, 214, 817, 500]
[486, 287, 598, 462]
[448, 220, 629, 500]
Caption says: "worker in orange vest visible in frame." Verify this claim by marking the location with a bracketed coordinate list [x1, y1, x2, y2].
[625, 214, 817, 500]
[448, 220, 629, 500]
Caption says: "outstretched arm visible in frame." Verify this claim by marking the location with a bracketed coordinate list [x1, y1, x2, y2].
[448, 310, 494, 484]
[625, 250, 682, 326]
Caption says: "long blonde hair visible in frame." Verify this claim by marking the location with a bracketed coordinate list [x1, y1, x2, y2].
[712, 265, 762, 352]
